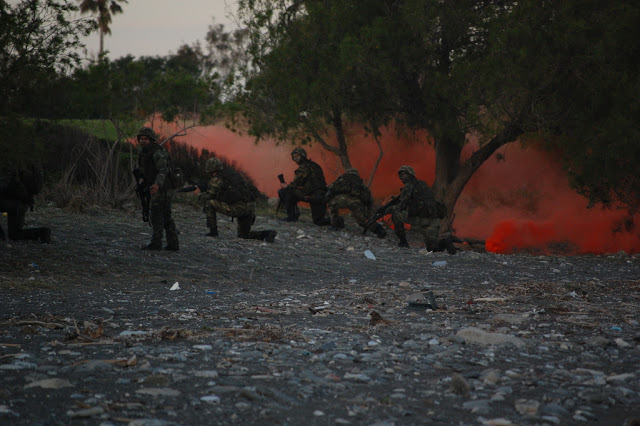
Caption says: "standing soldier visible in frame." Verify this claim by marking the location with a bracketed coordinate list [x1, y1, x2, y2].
[325, 168, 386, 238]
[277, 147, 330, 225]
[135, 127, 179, 251]
[203, 157, 277, 243]
[387, 165, 456, 254]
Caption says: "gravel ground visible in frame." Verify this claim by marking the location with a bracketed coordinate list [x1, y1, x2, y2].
[1, 200, 640, 426]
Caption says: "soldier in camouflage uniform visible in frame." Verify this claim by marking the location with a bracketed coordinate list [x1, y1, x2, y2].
[135, 127, 179, 251]
[325, 168, 386, 238]
[203, 157, 277, 243]
[277, 147, 330, 225]
[387, 165, 456, 254]
[0, 162, 50, 244]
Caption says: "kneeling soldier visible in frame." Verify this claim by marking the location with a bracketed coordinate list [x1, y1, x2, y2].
[203, 157, 276, 243]
[326, 168, 386, 238]
[387, 165, 456, 254]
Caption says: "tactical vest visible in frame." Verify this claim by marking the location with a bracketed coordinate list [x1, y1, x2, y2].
[217, 168, 255, 204]
[138, 143, 176, 189]
[337, 174, 373, 207]
[407, 180, 437, 217]
[304, 159, 327, 195]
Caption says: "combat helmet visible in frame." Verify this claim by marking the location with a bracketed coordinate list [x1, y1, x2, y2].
[345, 168, 360, 176]
[206, 157, 223, 173]
[398, 165, 415, 177]
[291, 147, 307, 159]
[137, 127, 158, 142]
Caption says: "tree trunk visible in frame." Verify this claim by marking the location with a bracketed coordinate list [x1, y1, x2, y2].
[433, 124, 524, 233]
[99, 26, 104, 54]
[306, 109, 352, 171]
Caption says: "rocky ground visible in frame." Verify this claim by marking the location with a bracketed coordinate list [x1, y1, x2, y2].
[1, 198, 640, 426]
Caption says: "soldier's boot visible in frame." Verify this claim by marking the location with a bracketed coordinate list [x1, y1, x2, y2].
[374, 223, 387, 239]
[252, 230, 277, 243]
[330, 217, 345, 231]
[38, 227, 51, 244]
[142, 242, 162, 250]
[205, 227, 219, 237]
[16, 227, 48, 243]
[164, 220, 179, 251]
[284, 199, 299, 222]
[143, 228, 163, 250]
[438, 237, 457, 255]
[264, 230, 277, 243]
[395, 225, 410, 248]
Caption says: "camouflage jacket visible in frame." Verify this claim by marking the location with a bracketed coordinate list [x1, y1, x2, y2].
[138, 143, 171, 189]
[289, 158, 327, 196]
[207, 168, 255, 204]
[326, 173, 373, 208]
[0, 162, 43, 207]
[398, 176, 437, 218]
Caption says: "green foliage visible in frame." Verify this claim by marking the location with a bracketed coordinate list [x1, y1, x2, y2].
[0, 118, 45, 166]
[0, 0, 97, 116]
[237, 0, 640, 215]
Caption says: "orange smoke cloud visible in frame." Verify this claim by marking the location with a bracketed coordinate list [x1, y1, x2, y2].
[152, 122, 639, 255]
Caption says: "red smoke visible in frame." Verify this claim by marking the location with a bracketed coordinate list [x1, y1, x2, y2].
[152, 122, 639, 255]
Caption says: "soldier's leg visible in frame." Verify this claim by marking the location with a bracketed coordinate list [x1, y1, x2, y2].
[144, 193, 164, 249]
[328, 195, 349, 229]
[389, 206, 410, 248]
[278, 187, 300, 222]
[236, 214, 253, 239]
[204, 202, 218, 236]
[163, 195, 179, 251]
[351, 202, 386, 238]
[420, 218, 441, 252]
[240, 213, 277, 243]
[327, 198, 343, 229]
[6, 201, 40, 241]
[310, 200, 330, 226]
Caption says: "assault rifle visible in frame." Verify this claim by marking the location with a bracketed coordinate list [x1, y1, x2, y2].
[132, 168, 150, 225]
[363, 195, 400, 234]
[176, 181, 209, 193]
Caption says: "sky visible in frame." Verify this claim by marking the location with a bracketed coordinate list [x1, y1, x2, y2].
[79, 0, 240, 59]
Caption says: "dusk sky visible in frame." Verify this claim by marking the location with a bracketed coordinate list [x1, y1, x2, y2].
[79, 0, 240, 59]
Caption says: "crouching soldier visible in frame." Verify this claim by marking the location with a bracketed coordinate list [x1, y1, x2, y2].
[387, 165, 456, 254]
[326, 168, 386, 238]
[0, 162, 51, 244]
[203, 157, 276, 243]
[277, 147, 330, 225]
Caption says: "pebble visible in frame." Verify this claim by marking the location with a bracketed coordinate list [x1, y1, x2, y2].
[2, 210, 640, 424]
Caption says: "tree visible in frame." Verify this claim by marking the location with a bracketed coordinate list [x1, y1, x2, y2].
[0, 0, 96, 116]
[77, 0, 127, 55]
[236, 0, 640, 232]
[234, 0, 392, 175]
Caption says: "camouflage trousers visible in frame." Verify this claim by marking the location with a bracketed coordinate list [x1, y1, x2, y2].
[328, 194, 373, 230]
[0, 198, 50, 243]
[205, 199, 269, 240]
[149, 190, 179, 250]
[388, 206, 440, 250]
[278, 187, 329, 225]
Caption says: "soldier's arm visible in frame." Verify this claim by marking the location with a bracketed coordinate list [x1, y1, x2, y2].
[397, 182, 413, 210]
[153, 150, 169, 188]
[289, 164, 309, 188]
[206, 176, 223, 200]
